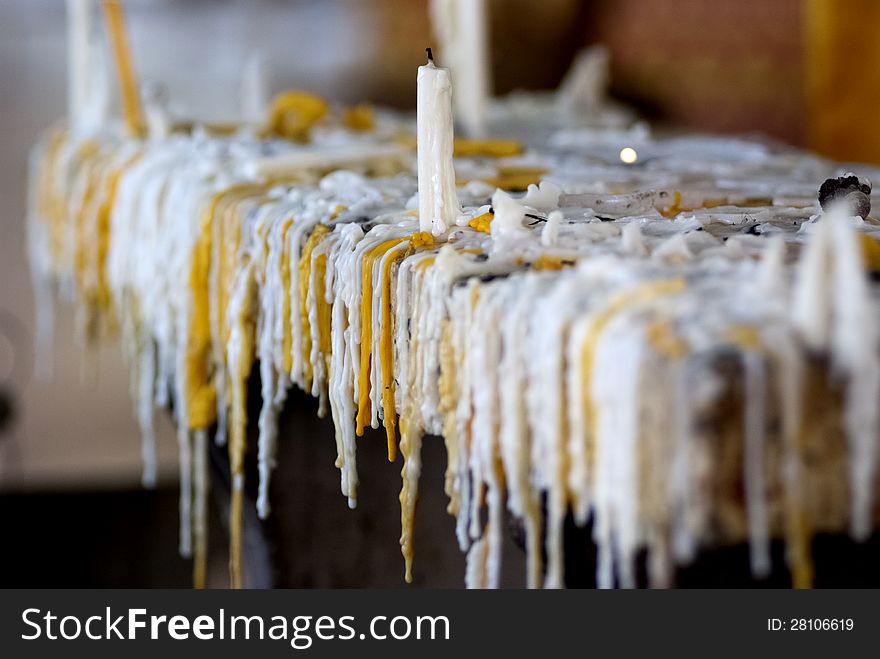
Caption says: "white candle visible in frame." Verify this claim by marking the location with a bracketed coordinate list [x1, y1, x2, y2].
[241, 51, 269, 127]
[67, 0, 94, 134]
[417, 49, 460, 235]
[430, 0, 490, 137]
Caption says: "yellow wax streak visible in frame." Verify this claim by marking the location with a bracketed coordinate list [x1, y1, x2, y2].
[644, 318, 689, 359]
[356, 238, 407, 436]
[342, 104, 375, 132]
[468, 211, 494, 234]
[217, 196, 256, 349]
[380, 245, 412, 461]
[193, 430, 208, 590]
[454, 138, 524, 158]
[532, 255, 576, 271]
[41, 129, 70, 266]
[228, 265, 258, 589]
[658, 191, 683, 218]
[103, 1, 145, 137]
[188, 184, 264, 430]
[786, 416, 814, 592]
[72, 146, 105, 301]
[859, 234, 880, 271]
[409, 231, 434, 248]
[229, 479, 243, 589]
[398, 253, 445, 581]
[415, 255, 437, 271]
[299, 224, 330, 390]
[463, 173, 544, 192]
[724, 325, 762, 351]
[93, 151, 142, 323]
[266, 91, 328, 143]
[279, 217, 295, 375]
[314, 253, 332, 376]
[187, 205, 219, 429]
[580, 280, 687, 471]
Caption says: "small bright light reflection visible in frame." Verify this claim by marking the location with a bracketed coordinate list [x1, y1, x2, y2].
[619, 147, 638, 164]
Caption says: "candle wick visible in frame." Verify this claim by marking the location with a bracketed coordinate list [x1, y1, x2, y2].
[426, 47, 434, 64]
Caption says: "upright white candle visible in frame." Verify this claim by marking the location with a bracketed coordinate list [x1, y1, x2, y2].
[431, 0, 490, 137]
[417, 48, 460, 236]
[67, 0, 94, 134]
[241, 51, 269, 127]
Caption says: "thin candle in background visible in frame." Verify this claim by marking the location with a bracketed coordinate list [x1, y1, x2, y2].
[417, 47, 460, 236]
[431, 0, 490, 137]
[67, 0, 95, 134]
[241, 51, 270, 127]
[103, 0, 145, 137]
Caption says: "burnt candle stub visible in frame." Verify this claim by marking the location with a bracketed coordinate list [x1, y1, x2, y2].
[818, 172, 872, 218]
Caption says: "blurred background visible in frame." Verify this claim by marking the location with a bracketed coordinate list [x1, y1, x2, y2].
[0, 0, 877, 587]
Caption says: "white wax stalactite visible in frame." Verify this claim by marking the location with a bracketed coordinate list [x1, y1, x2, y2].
[430, 0, 490, 137]
[327, 223, 366, 508]
[417, 53, 460, 236]
[256, 210, 288, 520]
[742, 350, 770, 577]
[525, 277, 578, 589]
[591, 318, 644, 588]
[792, 216, 832, 349]
[137, 335, 158, 488]
[500, 277, 543, 588]
[241, 51, 270, 127]
[827, 211, 880, 540]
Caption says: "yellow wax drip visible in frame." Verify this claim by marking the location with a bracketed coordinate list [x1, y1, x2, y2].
[356, 238, 407, 437]
[453, 138, 524, 158]
[859, 233, 880, 272]
[299, 224, 330, 390]
[342, 104, 375, 132]
[266, 91, 328, 143]
[468, 212, 494, 234]
[379, 245, 413, 461]
[279, 217, 295, 375]
[103, 1, 145, 137]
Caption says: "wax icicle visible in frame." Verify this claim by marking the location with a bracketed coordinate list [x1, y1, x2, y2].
[193, 428, 209, 589]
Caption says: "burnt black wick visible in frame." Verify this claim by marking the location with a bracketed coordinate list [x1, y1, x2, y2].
[426, 47, 434, 63]
[818, 172, 872, 218]
[487, 206, 547, 225]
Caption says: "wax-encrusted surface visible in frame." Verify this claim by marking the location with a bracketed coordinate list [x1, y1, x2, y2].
[27, 105, 880, 588]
